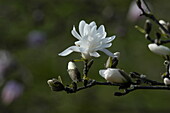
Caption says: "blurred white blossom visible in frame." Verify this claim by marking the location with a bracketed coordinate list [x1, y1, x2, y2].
[0, 50, 12, 82]
[1, 80, 24, 105]
[27, 30, 46, 48]
[59, 20, 116, 59]
[127, 0, 149, 22]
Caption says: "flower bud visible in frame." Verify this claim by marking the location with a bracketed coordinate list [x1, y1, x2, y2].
[164, 77, 170, 85]
[167, 22, 170, 33]
[159, 20, 168, 34]
[99, 68, 131, 83]
[148, 43, 170, 56]
[47, 78, 65, 91]
[144, 19, 152, 34]
[67, 61, 81, 82]
[105, 52, 120, 68]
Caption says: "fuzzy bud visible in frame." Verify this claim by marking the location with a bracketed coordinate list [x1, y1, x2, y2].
[47, 78, 65, 91]
[144, 19, 152, 34]
[164, 77, 170, 85]
[67, 61, 81, 82]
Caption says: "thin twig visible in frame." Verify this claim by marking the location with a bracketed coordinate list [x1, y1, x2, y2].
[137, 0, 170, 36]
[63, 79, 168, 96]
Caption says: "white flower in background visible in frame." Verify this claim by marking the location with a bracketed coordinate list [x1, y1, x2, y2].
[0, 50, 12, 83]
[163, 77, 170, 85]
[1, 80, 24, 105]
[127, 0, 149, 22]
[58, 20, 116, 60]
[99, 68, 131, 83]
[148, 43, 170, 56]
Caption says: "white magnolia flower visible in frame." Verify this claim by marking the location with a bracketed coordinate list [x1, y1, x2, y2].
[148, 43, 170, 56]
[99, 68, 131, 83]
[58, 20, 116, 59]
[164, 77, 170, 85]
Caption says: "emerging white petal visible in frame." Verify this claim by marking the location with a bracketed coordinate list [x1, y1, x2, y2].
[68, 61, 76, 70]
[99, 68, 129, 83]
[164, 78, 170, 85]
[148, 43, 170, 56]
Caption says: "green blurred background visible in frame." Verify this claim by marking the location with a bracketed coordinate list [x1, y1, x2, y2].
[0, 0, 170, 113]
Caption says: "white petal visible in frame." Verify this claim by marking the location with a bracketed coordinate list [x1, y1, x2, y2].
[89, 52, 100, 57]
[98, 25, 105, 34]
[84, 24, 90, 36]
[100, 49, 115, 57]
[74, 41, 81, 46]
[101, 43, 112, 48]
[148, 43, 170, 56]
[89, 21, 96, 28]
[90, 26, 97, 35]
[71, 26, 81, 39]
[99, 69, 106, 78]
[103, 36, 116, 43]
[58, 46, 81, 56]
[79, 20, 86, 37]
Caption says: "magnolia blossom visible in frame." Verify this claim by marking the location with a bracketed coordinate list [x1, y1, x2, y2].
[99, 68, 131, 83]
[148, 43, 170, 56]
[164, 78, 170, 85]
[1, 80, 24, 105]
[58, 20, 116, 59]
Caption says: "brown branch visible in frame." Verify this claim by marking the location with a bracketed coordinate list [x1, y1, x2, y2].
[136, 0, 170, 36]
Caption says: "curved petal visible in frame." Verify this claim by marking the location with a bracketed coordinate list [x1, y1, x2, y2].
[103, 36, 116, 43]
[100, 49, 115, 57]
[74, 41, 81, 46]
[79, 20, 86, 37]
[58, 46, 81, 56]
[71, 26, 81, 40]
[89, 21, 96, 28]
[89, 52, 100, 57]
[99, 69, 106, 78]
[101, 43, 112, 48]
[97, 25, 105, 34]
[90, 26, 97, 36]
[84, 24, 90, 36]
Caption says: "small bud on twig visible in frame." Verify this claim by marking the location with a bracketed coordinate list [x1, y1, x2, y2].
[67, 61, 81, 82]
[144, 19, 152, 34]
[47, 78, 65, 91]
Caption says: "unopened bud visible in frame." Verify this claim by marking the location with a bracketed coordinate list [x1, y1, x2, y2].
[47, 78, 65, 91]
[67, 61, 81, 82]
[159, 20, 166, 25]
[114, 52, 120, 59]
[144, 19, 152, 34]
[105, 57, 112, 68]
[105, 52, 120, 68]
[167, 22, 170, 32]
